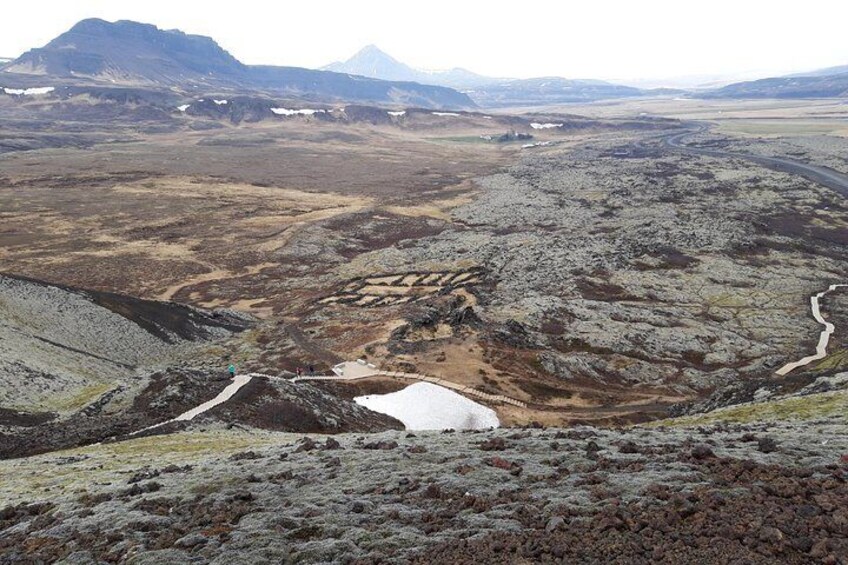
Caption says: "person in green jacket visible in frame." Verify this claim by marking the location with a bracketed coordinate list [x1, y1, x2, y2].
[227, 364, 236, 379]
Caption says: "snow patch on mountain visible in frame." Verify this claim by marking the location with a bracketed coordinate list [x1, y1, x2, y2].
[3, 86, 55, 96]
[271, 108, 326, 116]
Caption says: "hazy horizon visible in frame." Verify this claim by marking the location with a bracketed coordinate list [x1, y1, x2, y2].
[2, 0, 847, 85]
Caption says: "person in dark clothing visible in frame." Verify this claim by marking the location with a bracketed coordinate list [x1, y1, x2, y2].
[308, 365, 315, 376]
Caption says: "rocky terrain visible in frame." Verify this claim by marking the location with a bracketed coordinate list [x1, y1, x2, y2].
[0, 384, 845, 563]
[690, 130, 848, 176]
[289, 126, 848, 424]
[1, 96, 846, 427]
[0, 274, 250, 413]
[0, 275, 401, 459]
[2, 15, 848, 563]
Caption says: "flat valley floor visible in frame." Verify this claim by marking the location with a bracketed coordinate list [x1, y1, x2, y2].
[1, 99, 846, 425]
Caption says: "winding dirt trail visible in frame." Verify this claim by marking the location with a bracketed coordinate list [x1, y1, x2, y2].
[157, 263, 276, 302]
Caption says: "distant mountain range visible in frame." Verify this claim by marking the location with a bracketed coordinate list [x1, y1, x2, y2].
[2, 20, 848, 108]
[703, 71, 848, 99]
[325, 45, 649, 106]
[786, 64, 848, 78]
[325, 45, 848, 104]
[0, 19, 473, 109]
[324, 45, 495, 89]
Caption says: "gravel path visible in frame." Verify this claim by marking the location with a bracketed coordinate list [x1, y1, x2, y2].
[777, 284, 848, 375]
[135, 375, 253, 434]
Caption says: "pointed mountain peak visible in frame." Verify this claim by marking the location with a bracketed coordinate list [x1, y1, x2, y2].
[347, 44, 402, 65]
[324, 44, 418, 82]
[357, 44, 385, 55]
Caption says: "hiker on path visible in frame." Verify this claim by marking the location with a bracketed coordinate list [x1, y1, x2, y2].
[308, 365, 315, 376]
[228, 364, 236, 379]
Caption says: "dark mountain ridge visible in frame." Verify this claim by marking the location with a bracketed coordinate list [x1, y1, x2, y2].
[6, 19, 245, 83]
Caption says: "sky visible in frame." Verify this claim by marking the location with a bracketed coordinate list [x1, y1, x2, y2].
[1, 0, 847, 85]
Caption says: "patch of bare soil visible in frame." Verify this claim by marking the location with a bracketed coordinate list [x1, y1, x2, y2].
[308, 378, 410, 401]
[0, 408, 55, 427]
[203, 377, 403, 434]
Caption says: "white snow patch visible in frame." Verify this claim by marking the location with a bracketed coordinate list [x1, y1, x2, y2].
[432, 112, 460, 117]
[387, 110, 406, 116]
[177, 104, 191, 112]
[522, 141, 554, 149]
[530, 122, 563, 129]
[213, 99, 228, 105]
[271, 108, 326, 116]
[3, 86, 55, 96]
[354, 382, 500, 431]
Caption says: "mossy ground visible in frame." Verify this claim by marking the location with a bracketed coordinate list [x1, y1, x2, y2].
[0, 429, 287, 503]
[650, 389, 848, 427]
[11, 381, 117, 414]
[814, 349, 848, 371]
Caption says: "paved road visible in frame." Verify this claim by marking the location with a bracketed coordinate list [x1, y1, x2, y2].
[662, 124, 848, 198]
